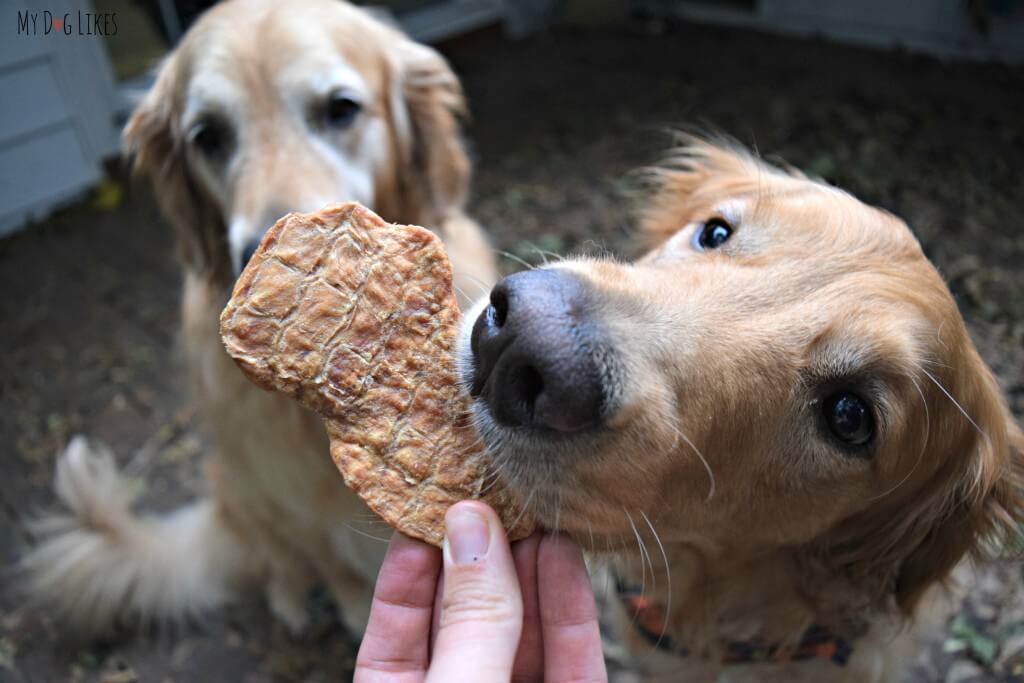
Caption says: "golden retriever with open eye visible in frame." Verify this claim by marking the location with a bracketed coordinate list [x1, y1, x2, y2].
[458, 138, 1024, 682]
[24, 0, 495, 636]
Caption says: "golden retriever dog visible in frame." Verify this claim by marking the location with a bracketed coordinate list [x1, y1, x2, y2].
[457, 139, 1023, 682]
[24, 0, 495, 636]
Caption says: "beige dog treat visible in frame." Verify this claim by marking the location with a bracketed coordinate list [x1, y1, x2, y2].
[220, 203, 533, 546]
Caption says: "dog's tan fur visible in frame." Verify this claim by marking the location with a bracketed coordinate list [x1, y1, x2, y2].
[458, 140, 1024, 682]
[24, 0, 495, 635]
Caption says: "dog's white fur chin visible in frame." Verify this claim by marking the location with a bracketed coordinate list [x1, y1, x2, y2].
[22, 436, 249, 633]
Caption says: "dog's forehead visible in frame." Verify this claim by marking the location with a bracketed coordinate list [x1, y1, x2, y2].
[648, 185, 916, 270]
[730, 182, 888, 240]
[786, 247, 965, 388]
[263, 4, 386, 93]
[636, 180, 957, 356]
[274, 50, 372, 102]
[182, 4, 383, 114]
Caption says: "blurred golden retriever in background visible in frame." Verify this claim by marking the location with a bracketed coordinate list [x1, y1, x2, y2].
[24, 0, 495, 636]
[458, 139, 1023, 681]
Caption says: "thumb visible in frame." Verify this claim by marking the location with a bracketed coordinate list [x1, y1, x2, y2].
[426, 501, 523, 682]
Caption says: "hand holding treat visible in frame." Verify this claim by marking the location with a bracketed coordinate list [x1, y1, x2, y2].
[219, 203, 533, 545]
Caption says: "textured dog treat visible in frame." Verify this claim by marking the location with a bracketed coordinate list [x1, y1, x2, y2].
[220, 203, 533, 546]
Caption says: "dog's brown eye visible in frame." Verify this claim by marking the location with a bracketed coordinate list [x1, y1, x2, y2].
[189, 117, 232, 159]
[325, 90, 361, 128]
[823, 392, 874, 447]
[695, 218, 733, 250]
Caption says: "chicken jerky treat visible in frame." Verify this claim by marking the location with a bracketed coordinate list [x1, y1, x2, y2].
[220, 203, 534, 546]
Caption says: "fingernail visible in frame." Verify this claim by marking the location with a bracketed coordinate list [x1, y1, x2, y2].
[445, 505, 491, 565]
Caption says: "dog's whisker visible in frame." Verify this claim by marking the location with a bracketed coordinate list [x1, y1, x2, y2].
[459, 271, 493, 298]
[479, 460, 503, 484]
[527, 245, 564, 264]
[669, 422, 716, 502]
[624, 509, 652, 602]
[343, 523, 391, 544]
[477, 464, 507, 496]
[477, 476, 499, 496]
[917, 355, 954, 371]
[935, 320, 950, 351]
[459, 431, 491, 454]
[920, 367, 986, 439]
[641, 510, 672, 648]
[510, 486, 537, 533]
[492, 249, 535, 271]
[352, 512, 391, 523]
[452, 281, 472, 304]
[869, 374, 931, 502]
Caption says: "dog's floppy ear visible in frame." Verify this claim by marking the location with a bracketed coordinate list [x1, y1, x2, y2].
[891, 377, 1024, 610]
[387, 40, 470, 225]
[123, 54, 227, 279]
[821, 361, 1024, 613]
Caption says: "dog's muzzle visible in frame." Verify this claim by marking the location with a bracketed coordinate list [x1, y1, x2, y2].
[241, 235, 263, 271]
[233, 203, 293, 275]
[469, 269, 607, 434]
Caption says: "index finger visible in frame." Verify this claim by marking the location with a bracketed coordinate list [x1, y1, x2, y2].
[538, 533, 607, 683]
[354, 532, 441, 683]
[511, 531, 545, 681]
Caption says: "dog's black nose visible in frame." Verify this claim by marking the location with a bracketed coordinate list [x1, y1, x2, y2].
[241, 236, 262, 270]
[240, 204, 291, 273]
[470, 269, 605, 433]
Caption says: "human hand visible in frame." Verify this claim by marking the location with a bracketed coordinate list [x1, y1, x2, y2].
[354, 500, 607, 682]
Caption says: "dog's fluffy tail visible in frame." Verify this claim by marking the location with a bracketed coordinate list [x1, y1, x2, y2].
[21, 436, 252, 634]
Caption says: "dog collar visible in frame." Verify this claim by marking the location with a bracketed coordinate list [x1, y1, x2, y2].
[616, 580, 854, 667]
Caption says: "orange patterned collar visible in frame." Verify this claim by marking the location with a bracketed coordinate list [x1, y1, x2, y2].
[617, 581, 854, 666]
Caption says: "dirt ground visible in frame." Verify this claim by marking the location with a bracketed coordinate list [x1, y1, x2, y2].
[2, 17, 1024, 683]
